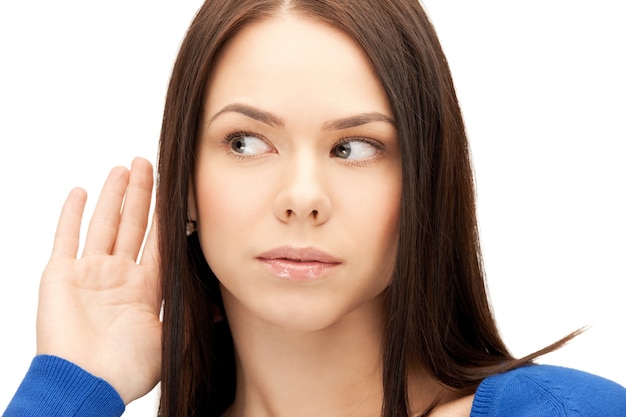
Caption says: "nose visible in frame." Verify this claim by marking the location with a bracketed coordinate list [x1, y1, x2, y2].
[273, 154, 331, 225]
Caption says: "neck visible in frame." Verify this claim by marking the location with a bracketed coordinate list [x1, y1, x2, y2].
[222, 291, 387, 417]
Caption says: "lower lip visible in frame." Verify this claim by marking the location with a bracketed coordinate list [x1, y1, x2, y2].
[258, 258, 339, 280]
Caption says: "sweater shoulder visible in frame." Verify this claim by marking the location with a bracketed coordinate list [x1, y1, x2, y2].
[470, 364, 626, 417]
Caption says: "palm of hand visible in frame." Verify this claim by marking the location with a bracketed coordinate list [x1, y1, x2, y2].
[36, 158, 161, 404]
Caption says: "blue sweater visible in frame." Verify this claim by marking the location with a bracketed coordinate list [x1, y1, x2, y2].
[471, 364, 626, 416]
[4, 355, 626, 416]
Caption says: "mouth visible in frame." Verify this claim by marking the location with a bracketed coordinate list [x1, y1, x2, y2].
[257, 247, 341, 280]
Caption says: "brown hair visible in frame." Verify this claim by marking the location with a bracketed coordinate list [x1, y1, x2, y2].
[156, 1, 577, 416]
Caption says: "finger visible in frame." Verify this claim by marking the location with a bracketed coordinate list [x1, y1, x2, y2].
[50, 187, 88, 259]
[140, 215, 162, 312]
[112, 158, 154, 260]
[82, 166, 130, 256]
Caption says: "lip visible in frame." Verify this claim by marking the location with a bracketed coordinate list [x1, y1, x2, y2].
[257, 246, 341, 280]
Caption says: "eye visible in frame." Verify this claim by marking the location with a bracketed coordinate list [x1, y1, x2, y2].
[332, 138, 380, 161]
[226, 132, 273, 156]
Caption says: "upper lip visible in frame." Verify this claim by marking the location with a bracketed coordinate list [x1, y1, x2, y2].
[257, 246, 341, 264]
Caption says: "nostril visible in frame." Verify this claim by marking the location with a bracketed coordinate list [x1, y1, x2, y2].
[312, 209, 319, 218]
[286, 209, 294, 217]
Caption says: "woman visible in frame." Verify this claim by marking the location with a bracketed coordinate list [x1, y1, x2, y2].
[4, 1, 626, 416]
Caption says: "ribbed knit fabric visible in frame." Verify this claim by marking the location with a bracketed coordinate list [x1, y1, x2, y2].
[471, 364, 626, 416]
[3, 355, 125, 417]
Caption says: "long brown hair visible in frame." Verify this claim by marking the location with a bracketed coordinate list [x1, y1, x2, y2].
[156, 1, 577, 416]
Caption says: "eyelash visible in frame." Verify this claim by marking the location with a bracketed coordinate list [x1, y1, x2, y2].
[221, 130, 385, 165]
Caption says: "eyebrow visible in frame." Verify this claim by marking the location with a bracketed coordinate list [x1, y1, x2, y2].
[209, 103, 284, 127]
[209, 103, 395, 130]
[321, 112, 396, 131]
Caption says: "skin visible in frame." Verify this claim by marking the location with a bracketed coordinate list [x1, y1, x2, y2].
[189, 13, 472, 417]
[190, 13, 400, 417]
[192, 15, 401, 333]
[36, 158, 161, 405]
[35, 11, 473, 417]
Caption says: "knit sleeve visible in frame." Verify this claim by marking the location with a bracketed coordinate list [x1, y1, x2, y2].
[3, 355, 125, 417]
[471, 364, 626, 417]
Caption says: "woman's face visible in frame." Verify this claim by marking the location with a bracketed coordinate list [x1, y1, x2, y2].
[191, 14, 402, 331]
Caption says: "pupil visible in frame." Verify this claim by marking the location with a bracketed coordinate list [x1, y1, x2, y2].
[233, 138, 245, 152]
[336, 143, 351, 158]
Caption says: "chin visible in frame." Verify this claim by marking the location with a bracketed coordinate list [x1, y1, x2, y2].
[230, 289, 386, 334]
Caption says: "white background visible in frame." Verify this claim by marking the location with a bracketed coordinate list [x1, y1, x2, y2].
[0, 1, 624, 415]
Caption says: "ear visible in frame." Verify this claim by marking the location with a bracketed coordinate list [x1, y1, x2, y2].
[188, 180, 198, 221]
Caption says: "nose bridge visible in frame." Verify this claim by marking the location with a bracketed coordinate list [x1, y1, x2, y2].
[274, 146, 330, 223]
[291, 147, 320, 187]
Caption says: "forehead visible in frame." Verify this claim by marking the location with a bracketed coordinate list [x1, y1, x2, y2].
[204, 14, 392, 119]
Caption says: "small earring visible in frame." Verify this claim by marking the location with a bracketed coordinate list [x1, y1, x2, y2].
[186, 220, 197, 236]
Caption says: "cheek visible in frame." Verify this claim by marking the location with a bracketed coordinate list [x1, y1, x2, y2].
[370, 168, 402, 264]
[339, 168, 402, 273]
[369, 185, 401, 263]
[193, 164, 269, 260]
[344, 167, 402, 238]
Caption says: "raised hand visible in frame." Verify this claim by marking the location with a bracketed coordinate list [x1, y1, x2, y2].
[36, 158, 161, 404]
